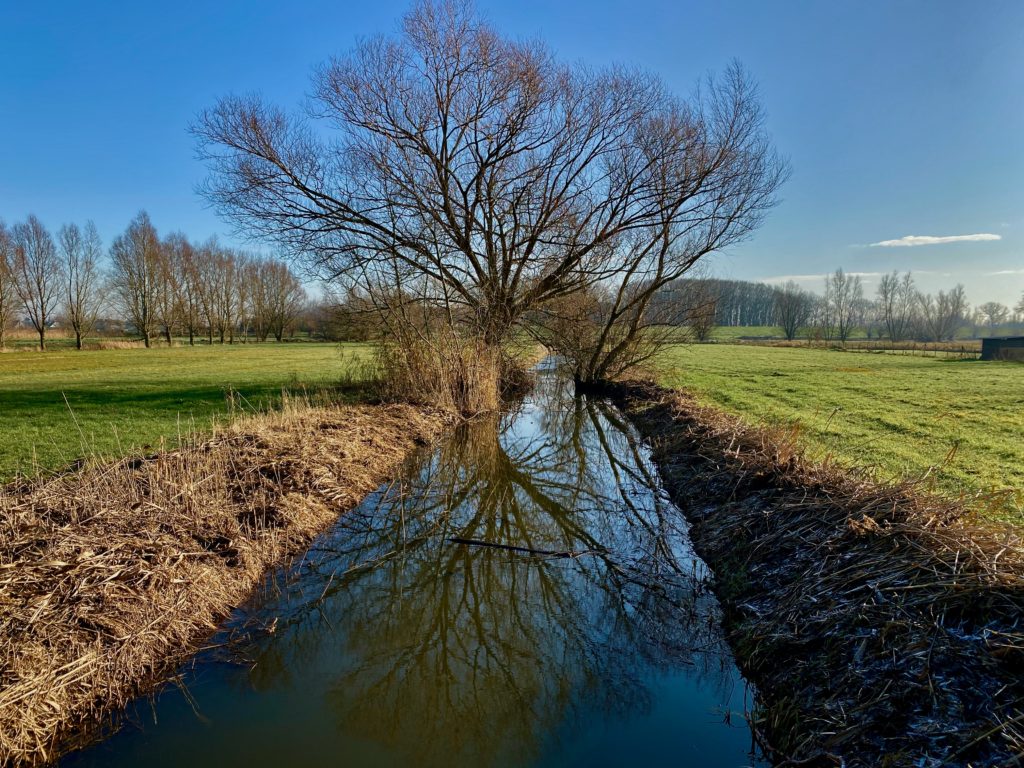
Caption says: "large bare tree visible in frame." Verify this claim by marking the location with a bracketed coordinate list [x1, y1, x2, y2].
[194, 0, 785, 363]
[10, 215, 63, 351]
[58, 221, 106, 349]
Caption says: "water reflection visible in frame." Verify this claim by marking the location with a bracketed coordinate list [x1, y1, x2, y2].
[63, 366, 763, 768]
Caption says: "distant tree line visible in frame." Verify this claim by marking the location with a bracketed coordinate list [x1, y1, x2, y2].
[657, 271, 1023, 343]
[0, 212, 306, 350]
[655, 278, 780, 328]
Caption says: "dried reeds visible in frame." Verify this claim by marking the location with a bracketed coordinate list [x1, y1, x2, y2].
[617, 382, 1024, 767]
[374, 335, 509, 416]
[0, 400, 448, 766]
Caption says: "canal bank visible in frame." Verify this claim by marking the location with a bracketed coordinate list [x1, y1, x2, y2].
[614, 381, 1024, 767]
[0, 402, 450, 766]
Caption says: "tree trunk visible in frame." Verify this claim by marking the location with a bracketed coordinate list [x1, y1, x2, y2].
[75, 331, 83, 350]
[38, 328, 45, 352]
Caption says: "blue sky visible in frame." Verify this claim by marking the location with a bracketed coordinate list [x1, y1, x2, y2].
[1, 1, 1022, 305]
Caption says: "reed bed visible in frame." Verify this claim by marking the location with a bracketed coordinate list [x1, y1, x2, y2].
[374, 336, 536, 416]
[617, 382, 1024, 767]
[0, 400, 448, 766]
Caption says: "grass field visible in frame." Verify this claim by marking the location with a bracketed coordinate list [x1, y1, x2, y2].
[657, 344, 1024, 516]
[0, 343, 372, 480]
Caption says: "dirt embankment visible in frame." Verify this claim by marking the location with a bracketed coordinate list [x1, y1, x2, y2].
[0, 402, 450, 766]
[616, 382, 1024, 768]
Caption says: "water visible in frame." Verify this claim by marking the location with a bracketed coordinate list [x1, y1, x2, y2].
[63, 364, 765, 767]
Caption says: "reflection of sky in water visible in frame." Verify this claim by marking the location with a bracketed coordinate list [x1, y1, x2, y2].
[63, 367, 766, 768]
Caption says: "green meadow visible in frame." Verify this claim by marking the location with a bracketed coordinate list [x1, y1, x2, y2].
[0, 343, 372, 480]
[658, 344, 1024, 518]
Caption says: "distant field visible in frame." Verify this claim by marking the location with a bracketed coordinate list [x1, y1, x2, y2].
[704, 326, 994, 342]
[0, 343, 372, 480]
[708, 325, 783, 340]
[657, 344, 1024, 518]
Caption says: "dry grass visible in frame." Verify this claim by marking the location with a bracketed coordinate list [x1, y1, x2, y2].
[617, 381, 1024, 767]
[0, 399, 449, 766]
[375, 336, 510, 416]
[90, 339, 149, 351]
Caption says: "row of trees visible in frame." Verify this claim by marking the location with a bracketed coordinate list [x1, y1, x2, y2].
[773, 270, 1020, 342]
[666, 271, 1023, 343]
[0, 212, 306, 350]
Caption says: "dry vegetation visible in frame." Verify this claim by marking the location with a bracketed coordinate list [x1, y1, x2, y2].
[616, 381, 1024, 767]
[0, 399, 449, 766]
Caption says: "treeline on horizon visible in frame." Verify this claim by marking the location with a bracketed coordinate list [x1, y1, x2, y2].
[658, 272, 1024, 341]
[0, 212, 309, 350]
[3, 210, 1021, 351]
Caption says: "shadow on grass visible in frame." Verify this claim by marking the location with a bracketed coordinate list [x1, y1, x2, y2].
[0, 380, 379, 481]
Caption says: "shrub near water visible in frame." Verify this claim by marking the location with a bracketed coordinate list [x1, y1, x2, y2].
[375, 336, 508, 416]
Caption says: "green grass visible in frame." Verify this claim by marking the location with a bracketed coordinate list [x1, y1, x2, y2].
[708, 325, 785, 341]
[657, 344, 1024, 517]
[0, 343, 373, 481]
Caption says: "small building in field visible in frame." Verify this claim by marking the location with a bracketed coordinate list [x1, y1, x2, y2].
[980, 336, 1024, 361]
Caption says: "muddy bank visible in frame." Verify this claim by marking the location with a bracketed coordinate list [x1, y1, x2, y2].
[614, 382, 1024, 767]
[0, 402, 450, 766]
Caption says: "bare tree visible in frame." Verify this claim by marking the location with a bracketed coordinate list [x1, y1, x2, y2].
[977, 301, 1009, 336]
[877, 270, 916, 342]
[1016, 292, 1024, 320]
[235, 252, 254, 343]
[687, 286, 719, 343]
[0, 222, 18, 349]
[11, 215, 64, 351]
[222, 250, 245, 343]
[152, 240, 182, 346]
[774, 280, 813, 341]
[58, 221, 106, 349]
[194, 0, 785, 386]
[916, 284, 968, 342]
[822, 268, 863, 343]
[110, 211, 162, 347]
[264, 260, 306, 341]
[165, 233, 203, 345]
[190, 238, 223, 345]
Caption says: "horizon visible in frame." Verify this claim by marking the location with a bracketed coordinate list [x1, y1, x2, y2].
[1, 0, 1021, 307]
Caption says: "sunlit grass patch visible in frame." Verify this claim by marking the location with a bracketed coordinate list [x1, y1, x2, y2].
[0, 343, 374, 480]
[657, 344, 1024, 520]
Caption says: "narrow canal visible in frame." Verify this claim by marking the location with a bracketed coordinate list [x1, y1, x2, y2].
[63, 363, 765, 767]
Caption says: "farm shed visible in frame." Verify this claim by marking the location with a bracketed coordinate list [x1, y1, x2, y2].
[980, 336, 1024, 361]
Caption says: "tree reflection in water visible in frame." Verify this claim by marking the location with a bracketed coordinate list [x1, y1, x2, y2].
[230, 369, 745, 766]
[63, 365, 760, 768]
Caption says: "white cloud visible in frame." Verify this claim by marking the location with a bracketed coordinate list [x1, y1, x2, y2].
[869, 233, 1001, 247]
[987, 268, 1024, 276]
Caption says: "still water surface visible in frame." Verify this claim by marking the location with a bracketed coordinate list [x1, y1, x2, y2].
[63, 365, 765, 767]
